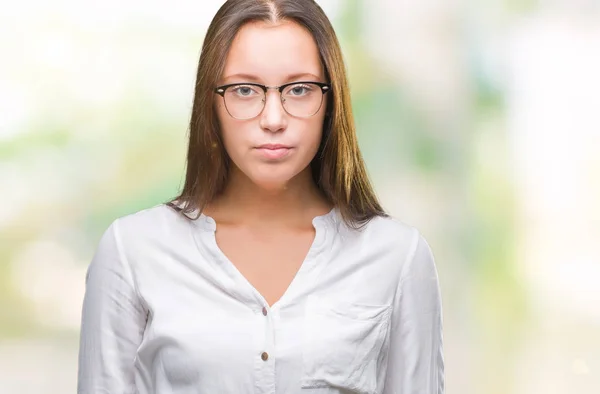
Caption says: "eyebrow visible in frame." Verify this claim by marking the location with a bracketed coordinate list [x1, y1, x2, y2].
[221, 72, 323, 84]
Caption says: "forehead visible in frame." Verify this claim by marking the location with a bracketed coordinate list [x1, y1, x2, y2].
[222, 20, 324, 83]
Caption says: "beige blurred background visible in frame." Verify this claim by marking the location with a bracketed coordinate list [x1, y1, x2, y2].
[1, 0, 599, 393]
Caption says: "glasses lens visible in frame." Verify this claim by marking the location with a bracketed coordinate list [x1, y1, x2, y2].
[221, 83, 326, 119]
[281, 83, 324, 117]
[223, 84, 265, 119]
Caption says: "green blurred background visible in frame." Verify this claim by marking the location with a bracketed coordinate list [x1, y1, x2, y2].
[1, 0, 599, 393]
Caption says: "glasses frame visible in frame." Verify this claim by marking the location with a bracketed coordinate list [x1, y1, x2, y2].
[214, 81, 331, 120]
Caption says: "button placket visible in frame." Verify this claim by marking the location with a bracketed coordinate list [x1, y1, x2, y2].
[259, 305, 271, 361]
[254, 304, 276, 394]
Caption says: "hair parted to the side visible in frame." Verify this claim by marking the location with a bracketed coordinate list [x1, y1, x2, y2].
[168, 0, 387, 229]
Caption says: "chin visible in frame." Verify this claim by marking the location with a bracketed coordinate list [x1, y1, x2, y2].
[246, 166, 300, 191]
[238, 161, 311, 192]
[250, 176, 292, 192]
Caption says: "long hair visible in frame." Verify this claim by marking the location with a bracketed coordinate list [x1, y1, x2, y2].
[169, 0, 387, 229]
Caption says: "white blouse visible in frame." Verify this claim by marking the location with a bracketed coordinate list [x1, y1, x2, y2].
[77, 204, 444, 394]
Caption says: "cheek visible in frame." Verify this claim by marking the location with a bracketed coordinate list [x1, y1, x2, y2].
[216, 102, 242, 154]
[215, 100, 230, 130]
[307, 124, 323, 152]
[304, 114, 326, 151]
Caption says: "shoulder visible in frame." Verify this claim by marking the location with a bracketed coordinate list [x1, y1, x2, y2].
[115, 202, 182, 225]
[372, 215, 438, 279]
[353, 214, 422, 255]
[345, 214, 436, 276]
[109, 203, 194, 244]
[360, 214, 417, 239]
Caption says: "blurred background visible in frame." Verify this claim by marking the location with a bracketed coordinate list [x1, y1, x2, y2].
[1, 0, 599, 393]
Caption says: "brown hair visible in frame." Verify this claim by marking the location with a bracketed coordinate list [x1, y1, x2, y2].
[168, 0, 387, 229]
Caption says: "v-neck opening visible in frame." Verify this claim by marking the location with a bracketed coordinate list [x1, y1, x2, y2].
[195, 208, 337, 311]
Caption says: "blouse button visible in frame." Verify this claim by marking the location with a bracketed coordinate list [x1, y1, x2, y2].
[261, 352, 269, 361]
[262, 307, 268, 316]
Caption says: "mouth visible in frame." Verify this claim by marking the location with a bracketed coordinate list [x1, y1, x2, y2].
[255, 144, 293, 160]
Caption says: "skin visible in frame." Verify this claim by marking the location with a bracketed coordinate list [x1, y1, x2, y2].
[205, 20, 333, 306]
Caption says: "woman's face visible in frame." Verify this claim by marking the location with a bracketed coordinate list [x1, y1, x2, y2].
[216, 20, 328, 191]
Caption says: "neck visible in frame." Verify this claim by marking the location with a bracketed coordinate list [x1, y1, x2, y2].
[206, 166, 332, 228]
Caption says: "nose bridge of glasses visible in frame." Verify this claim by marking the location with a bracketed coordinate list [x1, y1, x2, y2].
[262, 86, 285, 106]
[260, 88, 288, 123]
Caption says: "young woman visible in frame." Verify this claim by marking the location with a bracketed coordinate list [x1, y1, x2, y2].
[77, 1, 444, 393]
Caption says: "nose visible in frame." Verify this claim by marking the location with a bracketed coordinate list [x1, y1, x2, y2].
[259, 89, 287, 133]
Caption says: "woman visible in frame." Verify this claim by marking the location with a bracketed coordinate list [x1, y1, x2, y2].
[77, 1, 444, 393]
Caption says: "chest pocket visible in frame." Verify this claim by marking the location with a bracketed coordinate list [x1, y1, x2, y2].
[300, 295, 392, 394]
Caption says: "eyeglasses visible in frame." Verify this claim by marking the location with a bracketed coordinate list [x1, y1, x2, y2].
[215, 81, 330, 120]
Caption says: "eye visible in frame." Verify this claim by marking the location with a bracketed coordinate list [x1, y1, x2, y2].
[286, 84, 313, 96]
[230, 85, 260, 97]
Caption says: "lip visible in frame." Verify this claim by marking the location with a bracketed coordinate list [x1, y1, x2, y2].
[256, 144, 292, 150]
[255, 144, 293, 160]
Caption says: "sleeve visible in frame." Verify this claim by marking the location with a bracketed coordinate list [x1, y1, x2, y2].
[77, 219, 147, 394]
[383, 230, 445, 394]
